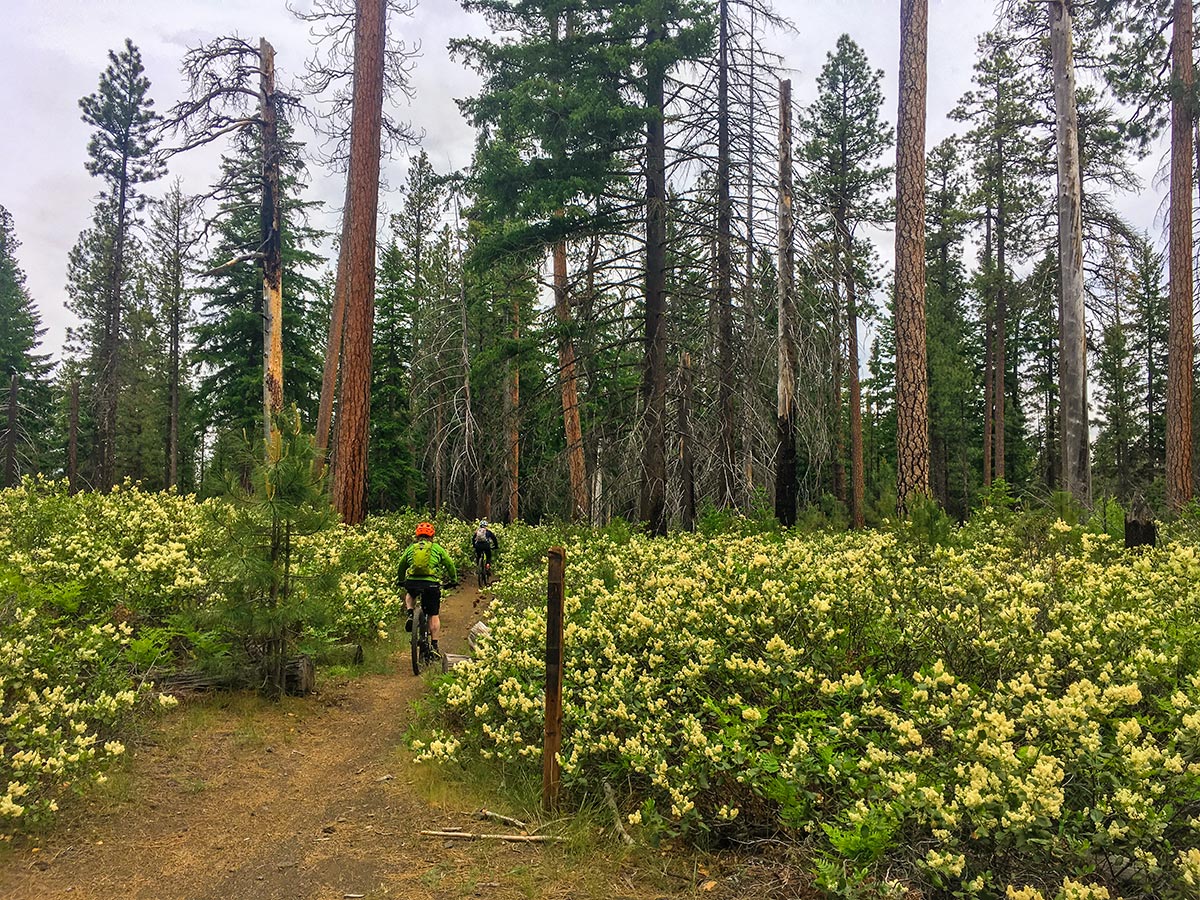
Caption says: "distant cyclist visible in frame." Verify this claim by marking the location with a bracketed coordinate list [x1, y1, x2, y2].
[398, 521, 457, 657]
[472, 519, 500, 574]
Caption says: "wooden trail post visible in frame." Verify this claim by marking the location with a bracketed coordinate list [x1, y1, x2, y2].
[543, 547, 566, 812]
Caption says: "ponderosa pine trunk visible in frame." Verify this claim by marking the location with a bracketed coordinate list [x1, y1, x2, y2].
[260, 38, 284, 459]
[332, 0, 386, 525]
[1051, 0, 1090, 506]
[638, 14, 669, 536]
[893, 0, 931, 514]
[1167, 0, 1195, 510]
[554, 240, 588, 521]
[775, 78, 798, 527]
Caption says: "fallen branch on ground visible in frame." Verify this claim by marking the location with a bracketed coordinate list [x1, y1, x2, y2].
[477, 808, 528, 830]
[420, 830, 564, 843]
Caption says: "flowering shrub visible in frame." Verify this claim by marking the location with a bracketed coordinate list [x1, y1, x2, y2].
[419, 521, 1200, 899]
[0, 477, 488, 835]
[0, 568, 165, 834]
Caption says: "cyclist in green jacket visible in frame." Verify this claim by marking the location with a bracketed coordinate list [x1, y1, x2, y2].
[398, 521, 458, 655]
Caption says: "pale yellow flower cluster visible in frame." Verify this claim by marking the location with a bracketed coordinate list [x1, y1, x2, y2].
[417, 519, 1200, 898]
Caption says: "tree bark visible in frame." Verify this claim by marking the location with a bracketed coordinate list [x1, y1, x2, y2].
[1051, 0, 1090, 507]
[894, 0, 931, 514]
[638, 14, 669, 536]
[260, 39, 284, 460]
[554, 240, 588, 521]
[775, 79, 798, 527]
[716, 0, 737, 508]
[332, 0, 386, 525]
[1167, 0, 1195, 510]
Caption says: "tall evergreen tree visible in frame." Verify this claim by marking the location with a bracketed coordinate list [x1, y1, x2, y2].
[76, 38, 163, 489]
[797, 34, 893, 529]
[923, 140, 977, 517]
[148, 180, 200, 489]
[952, 31, 1041, 487]
[0, 206, 52, 485]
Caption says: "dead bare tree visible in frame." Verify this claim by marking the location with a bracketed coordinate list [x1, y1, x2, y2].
[160, 35, 302, 457]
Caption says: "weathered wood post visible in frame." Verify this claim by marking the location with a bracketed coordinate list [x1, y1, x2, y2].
[543, 547, 565, 812]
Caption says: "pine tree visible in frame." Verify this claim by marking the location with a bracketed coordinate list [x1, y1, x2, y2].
[148, 180, 200, 489]
[0, 206, 52, 485]
[797, 34, 893, 529]
[76, 38, 163, 489]
[952, 31, 1040, 487]
[923, 140, 977, 517]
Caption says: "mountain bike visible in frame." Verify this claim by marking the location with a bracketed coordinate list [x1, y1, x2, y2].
[410, 588, 437, 676]
[475, 547, 491, 587]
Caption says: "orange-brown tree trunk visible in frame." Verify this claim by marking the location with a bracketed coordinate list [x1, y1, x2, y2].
[893, 0, 930, 513]
[554, 240, 588, 521]
[1167, 0, 1195, 510]
[332, 0, 386, 524]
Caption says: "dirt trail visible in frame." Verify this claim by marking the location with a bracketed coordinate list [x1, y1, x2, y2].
[0, 585, 556, 900]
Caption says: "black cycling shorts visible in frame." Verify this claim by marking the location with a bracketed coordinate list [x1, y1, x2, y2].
[406, 581, 442, 617]
[473, 541, 493, 563]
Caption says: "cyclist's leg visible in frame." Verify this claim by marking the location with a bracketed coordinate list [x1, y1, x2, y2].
[404, 583, 420, 630]
[423, 584, 443, 646]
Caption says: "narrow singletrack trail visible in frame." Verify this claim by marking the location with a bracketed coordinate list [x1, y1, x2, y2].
[0, 584, 537, 900]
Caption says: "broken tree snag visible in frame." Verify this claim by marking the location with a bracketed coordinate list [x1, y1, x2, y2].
[260, 37, 284, 460]
[543, 547, 565, 813]
[1124, 498, 1157, 549]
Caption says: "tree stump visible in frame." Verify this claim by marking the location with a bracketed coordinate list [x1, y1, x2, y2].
[285, 655, 316, 695]
[1125, 498, 1157, 549]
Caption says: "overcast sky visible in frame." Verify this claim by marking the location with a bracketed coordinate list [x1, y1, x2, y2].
[0, 0, 1167, 359]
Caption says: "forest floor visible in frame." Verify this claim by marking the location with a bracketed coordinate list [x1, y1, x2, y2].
[0, 585, 800, 900]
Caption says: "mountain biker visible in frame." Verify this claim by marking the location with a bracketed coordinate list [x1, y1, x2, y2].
[398, 521, 457, 657]
[472, 519, 500, 574]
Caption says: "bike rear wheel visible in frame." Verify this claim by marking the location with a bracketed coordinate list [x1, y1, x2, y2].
[411, 605, 429, 675]
[476, 552, 488, 587]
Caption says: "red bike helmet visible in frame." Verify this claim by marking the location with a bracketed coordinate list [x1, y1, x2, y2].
[415, 521, 435, 538]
